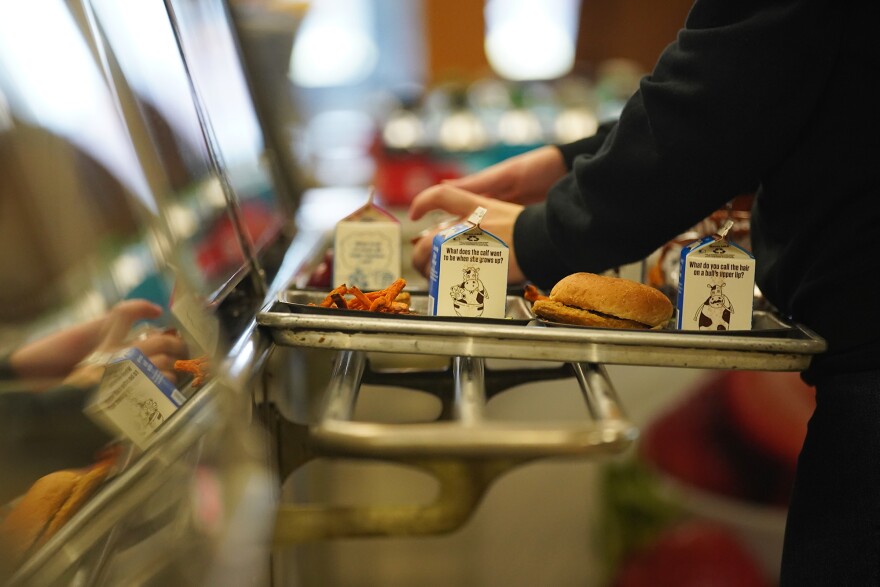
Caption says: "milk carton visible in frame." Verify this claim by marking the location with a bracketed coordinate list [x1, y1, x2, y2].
[86, 348, 187, 449]
[676, 220, 756, 331]
[427, 207, 509, 318]
[333, 190, 401, 290]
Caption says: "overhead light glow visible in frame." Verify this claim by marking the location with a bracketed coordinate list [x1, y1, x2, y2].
[289, 0, 379, 87]
[484, 0, 581, 81]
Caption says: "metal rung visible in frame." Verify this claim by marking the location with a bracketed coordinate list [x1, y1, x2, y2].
[309, 351, 637, 459]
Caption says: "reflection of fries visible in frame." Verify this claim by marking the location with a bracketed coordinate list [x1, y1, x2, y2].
[315, 279, 412, 314]
[174, 355, 210, 388]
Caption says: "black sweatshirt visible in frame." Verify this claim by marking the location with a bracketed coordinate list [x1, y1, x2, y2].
[514, 0, 879, 381]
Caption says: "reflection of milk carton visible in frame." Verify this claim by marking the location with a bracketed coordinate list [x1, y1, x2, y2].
[333, 191, 401, 290]
[428, 207, 509, 318]
[677, 221, 756, 331]
[86, 348, 187, 449]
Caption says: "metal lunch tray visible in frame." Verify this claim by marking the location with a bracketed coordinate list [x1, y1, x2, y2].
[258, 289, 826, 372]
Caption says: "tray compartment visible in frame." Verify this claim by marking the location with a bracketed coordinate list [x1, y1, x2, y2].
[277, 289, 535, 324]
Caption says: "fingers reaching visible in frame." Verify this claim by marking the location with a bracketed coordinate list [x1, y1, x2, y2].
[406, 184, 528, 283]
[97, 300, 164, 351]
[443, 165, 514, 199]
[132, 330, 189, 385]
[408, 184, 495, 222]
[411, 229, 436, 277]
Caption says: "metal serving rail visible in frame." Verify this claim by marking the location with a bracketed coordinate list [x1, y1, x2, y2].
[259, 290, 825, 543]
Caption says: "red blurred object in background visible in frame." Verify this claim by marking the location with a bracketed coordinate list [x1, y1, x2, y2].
[305, 249, 333, 289]
[721, 371, 814, 471]
[640, 371, 815, 506]
[372, 149, 462, 207]
[612, 521, 772, 587]
[196, 201, 280, 285]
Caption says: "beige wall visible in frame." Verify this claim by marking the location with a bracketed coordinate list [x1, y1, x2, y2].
[423, 0, 490, 83]
[422, 0, 694, 82]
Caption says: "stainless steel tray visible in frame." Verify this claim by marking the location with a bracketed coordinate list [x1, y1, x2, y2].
[277, 289, 534, 325]
[258, 290, 826, 371]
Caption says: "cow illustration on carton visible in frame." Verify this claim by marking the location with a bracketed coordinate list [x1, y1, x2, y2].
[693, 282, 734, 330]
[450, 266, 488, 317]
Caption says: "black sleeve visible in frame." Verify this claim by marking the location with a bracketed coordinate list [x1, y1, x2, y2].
[516, 0, 841, 289]
[555, 121, 616, 170]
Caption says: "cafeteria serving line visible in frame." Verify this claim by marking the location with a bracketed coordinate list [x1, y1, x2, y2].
[1, 1, 830, 586]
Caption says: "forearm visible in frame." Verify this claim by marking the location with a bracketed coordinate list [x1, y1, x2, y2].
[6, 317, 105, 379]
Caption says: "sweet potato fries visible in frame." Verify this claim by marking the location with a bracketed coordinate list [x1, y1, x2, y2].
[523, 283, 549, 303]
[316, 278, 412, 314]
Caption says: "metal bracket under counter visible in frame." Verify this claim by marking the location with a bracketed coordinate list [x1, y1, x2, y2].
[310, 351, 633, 459]
[270, 350, 636, 543]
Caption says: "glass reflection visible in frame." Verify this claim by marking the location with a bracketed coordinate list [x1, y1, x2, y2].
[0, 0, 153, 210]
[86, 0, 243, 300]
[0, 0, 169, 331]
[1, 0, 277, 581]
[167, 0, 292, 254]
[0, 0, 194, 513]
[86, 0, 290, 300]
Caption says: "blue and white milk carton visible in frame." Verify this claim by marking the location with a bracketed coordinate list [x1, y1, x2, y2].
[86, 348, 187, 449]
[677, 220, 756, 331]
[427, 207, 509, 318]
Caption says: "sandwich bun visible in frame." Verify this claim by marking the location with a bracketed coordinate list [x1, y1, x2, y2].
[0, 458, 113, 566]
[532, 272, 673, 329]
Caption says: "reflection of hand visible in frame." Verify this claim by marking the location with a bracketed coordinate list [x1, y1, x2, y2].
[442, 145, 566, 205]
[129, 330, 189, 386]
[408, 185, 526, 284]
[92, 300, 164, 352]
[90, 300, 188, 385]
[7, 300, 164, 383]
[63, 300, 188, 388]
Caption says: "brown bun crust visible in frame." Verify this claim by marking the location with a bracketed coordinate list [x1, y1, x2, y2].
[532, 299, 650, 329]
[1, 460, 113, 565]
[35, 460, 112, 549]
[0, 471, 79, 563]
[537, 272, 673, 329]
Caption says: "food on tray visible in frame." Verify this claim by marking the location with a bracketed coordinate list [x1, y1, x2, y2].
[314, 278, 412, 314]
[531, 272, 673, 329]
[174, 355, 211, 388]
[0, 457, 115, 566]
[523, 283, 549, 303]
